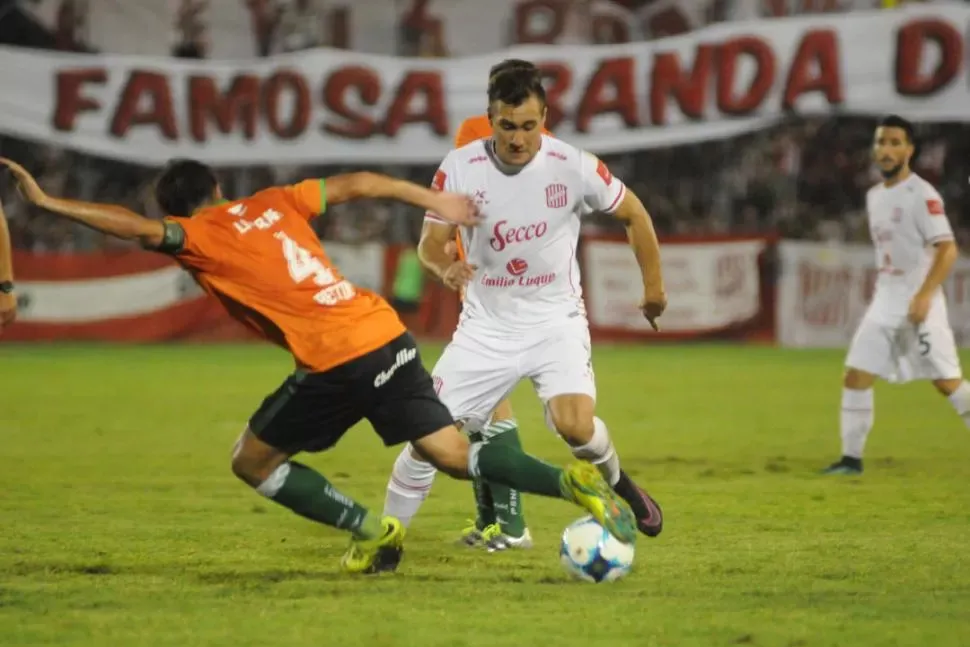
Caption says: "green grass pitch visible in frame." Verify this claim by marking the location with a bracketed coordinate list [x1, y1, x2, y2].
[1, 343, 969, 647]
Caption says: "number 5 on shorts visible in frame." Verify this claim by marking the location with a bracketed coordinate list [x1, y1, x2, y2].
[918, 332, 931, 357]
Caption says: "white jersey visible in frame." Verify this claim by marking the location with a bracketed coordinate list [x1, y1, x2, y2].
[865, 173, 954, 325]
[425, 135, 626, 332]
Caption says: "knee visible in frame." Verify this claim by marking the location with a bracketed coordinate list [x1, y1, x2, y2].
[933, 378, 962, 397]
[230, 429, 283, 488]
[549, 401, 595, 445]
[843, 368, 875, 390]
[413, 432, 470, 480]
[230, 450, 260, 487]
[434, 450, 469, 480]
[426, 444, 469, 479]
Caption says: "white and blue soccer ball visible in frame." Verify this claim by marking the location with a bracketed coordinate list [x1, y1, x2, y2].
[559, 515, 635, 583]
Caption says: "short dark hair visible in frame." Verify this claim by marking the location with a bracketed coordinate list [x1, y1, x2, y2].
[487, 67, 546, 108]
[155, 158, 218, 217]
[878, 114, 916, 144]
[488, 58, 537, 81]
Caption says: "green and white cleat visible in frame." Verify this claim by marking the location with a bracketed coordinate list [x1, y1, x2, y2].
[484, 526, 534, 553]
[458, 520, 486, 547]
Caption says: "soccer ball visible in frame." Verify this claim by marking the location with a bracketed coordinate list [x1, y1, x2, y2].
[559, 515, 635, 583]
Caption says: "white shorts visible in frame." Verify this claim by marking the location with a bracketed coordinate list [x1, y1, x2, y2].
[845, 315, 962, 383]
[431, 321, 596, 433]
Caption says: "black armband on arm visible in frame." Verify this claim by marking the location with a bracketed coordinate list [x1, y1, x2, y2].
[155, 220, 186, 254]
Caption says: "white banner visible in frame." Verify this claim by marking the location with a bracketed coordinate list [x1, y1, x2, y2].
[583, 237, 766, 333]
[776, 240, 970, 348]
[0, 6, 968, 165]
[17, 265, 203, 324]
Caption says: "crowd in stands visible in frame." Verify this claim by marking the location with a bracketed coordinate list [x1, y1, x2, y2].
[0, 0, 966, 251]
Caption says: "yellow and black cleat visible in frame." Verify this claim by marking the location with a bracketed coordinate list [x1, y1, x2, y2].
[340, 517, 405, 574]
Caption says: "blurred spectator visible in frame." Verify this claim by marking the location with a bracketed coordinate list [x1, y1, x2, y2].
[277, 0, 326, 52]
[246, 0, 280, 57]
[54, 0, 88, 51]
[399, 0, 448, 57]
[172, 0, 208, 58]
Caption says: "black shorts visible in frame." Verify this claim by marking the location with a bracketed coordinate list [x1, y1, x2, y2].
[248, 332, 454, 454]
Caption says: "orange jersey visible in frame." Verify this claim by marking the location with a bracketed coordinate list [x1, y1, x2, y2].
[169, 180, 405, 373]
[451, 115, 552, 262]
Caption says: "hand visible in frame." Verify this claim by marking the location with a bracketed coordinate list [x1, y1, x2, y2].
[429, 192, 481, 227]
[441, 260, 477, 292]
[908, 291, 932, 324]
[443, 239, 459, 259]
[0, 292, 16, 334]
[0, 158, 46, 205]
[640, 285, 667, 332]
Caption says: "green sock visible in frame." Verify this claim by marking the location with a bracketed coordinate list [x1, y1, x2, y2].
[471, 479, 496, 529]
[483, 421, 527, 537]
[467, 430, 497, 529]
[263, 462, 378, 539]
[472, 443, 565, 500]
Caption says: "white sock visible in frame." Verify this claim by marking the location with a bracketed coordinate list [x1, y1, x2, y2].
[570, 417, 621, 486]
[841, 388, 874, 459]
[383, 446, 437, 528]
[946, 381, 970, 429]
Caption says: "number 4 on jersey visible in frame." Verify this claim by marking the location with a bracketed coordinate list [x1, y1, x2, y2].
[278, 232, 334, 284]
[276, 232, 355, 306]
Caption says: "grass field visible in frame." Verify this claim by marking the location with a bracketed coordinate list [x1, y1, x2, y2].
[1, 343, 969, 647]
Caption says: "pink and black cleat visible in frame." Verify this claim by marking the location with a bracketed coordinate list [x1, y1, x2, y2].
[613, 470, 664, 537]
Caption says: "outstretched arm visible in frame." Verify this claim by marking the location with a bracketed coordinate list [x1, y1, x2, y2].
[0, 158, 164, 249]
[323, 172, 479, 227]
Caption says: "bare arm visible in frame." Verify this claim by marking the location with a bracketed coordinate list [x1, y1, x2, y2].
[917, 240, 958, 297]
[323, 172, 477, 226]
[613, 190, 664, 297]
[417, 220, 457, 279]
[1, 157, 165, 249]
[38, 195, 164, 248]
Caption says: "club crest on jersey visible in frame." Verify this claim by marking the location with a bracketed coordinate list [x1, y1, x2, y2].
[506, 258, 529, 276]
[473, 189, 489, 206]
[545, 183, 568, 209]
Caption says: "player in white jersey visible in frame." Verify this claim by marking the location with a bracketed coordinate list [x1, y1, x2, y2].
[823, 115, 969, 475]
[382, 65, 667, 541]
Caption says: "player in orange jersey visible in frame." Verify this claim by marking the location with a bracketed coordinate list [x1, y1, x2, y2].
[384, 59, 553, 552]
[1, 156, 638, 573]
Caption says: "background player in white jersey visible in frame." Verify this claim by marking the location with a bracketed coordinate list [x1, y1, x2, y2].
[823, 115, 970, 475]
[382, 66, 667, 541]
